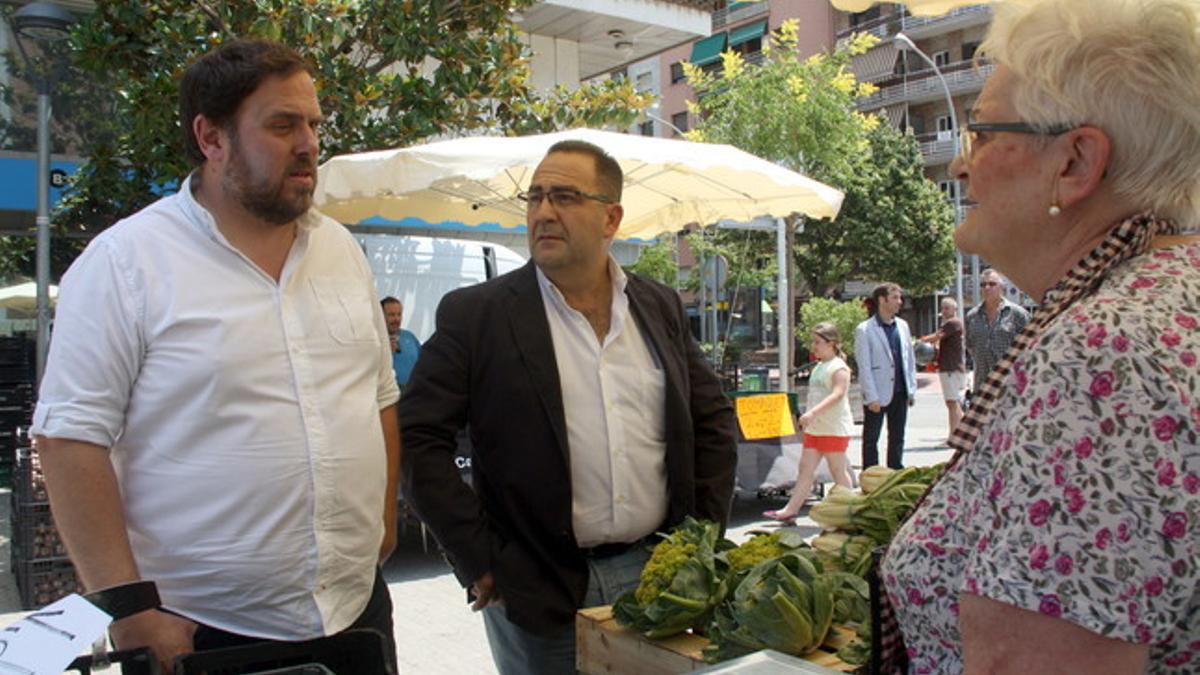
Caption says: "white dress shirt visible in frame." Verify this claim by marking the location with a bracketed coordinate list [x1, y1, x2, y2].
[536, 260, 668, 548]
[32, 175, 400, 640]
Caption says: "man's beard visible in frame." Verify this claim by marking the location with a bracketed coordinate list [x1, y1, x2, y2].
[224, 140, 316, 226]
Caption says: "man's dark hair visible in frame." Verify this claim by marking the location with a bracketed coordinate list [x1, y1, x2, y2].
[380, 296, 401, 309]
[546, 140, 623, 202]
[179, 39, 315, 165]
[870, 283, 902, 315]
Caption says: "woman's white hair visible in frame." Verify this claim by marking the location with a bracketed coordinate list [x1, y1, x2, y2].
[981, 0, 1200, 228]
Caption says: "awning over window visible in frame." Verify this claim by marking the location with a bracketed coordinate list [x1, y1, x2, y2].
[849, 43, 900, 82]
[689, 32, 728, 67]
[728, 20, 768, 47]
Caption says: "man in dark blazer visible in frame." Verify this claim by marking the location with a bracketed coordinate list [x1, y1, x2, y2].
[400, 140, 737, 674]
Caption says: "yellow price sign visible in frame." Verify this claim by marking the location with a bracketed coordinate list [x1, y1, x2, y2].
[735, 393, 795, 440]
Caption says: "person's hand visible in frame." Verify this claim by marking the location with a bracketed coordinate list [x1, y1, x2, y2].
[108, 609, 197, 674]
[798, 412, 813, 428]
[909, 396, 915, 407]
[389, 334, 399, 352]
[470, 572, 502, 611]
[867, 402, 881, 413]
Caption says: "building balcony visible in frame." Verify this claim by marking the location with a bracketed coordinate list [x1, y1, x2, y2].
[836, 12, 902, 42]
[517, 0, 717, 79]
[899, 4, 992, 40]
[837, 3, 989, 42]
[858, 61, 993, 111]
[712, 0, 771, 31]
[915, 132, 957, 167]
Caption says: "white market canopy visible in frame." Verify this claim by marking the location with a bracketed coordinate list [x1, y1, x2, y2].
[314, 127, 843, 242]
[830, 0, 990, 16]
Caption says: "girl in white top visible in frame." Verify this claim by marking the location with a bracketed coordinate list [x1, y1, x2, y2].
[764, 322, 855, 521]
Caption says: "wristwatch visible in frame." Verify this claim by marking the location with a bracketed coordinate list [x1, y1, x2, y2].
[84, 580, 161, 621]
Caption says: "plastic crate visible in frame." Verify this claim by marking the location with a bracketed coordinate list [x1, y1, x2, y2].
[0, 364, 33, 384]
[12, 501, 67, 561]
[175, 629, 393, 674]
[13, 445, 48, 506]
[0, 383, 34, 407]
[15, 557, 83, 609]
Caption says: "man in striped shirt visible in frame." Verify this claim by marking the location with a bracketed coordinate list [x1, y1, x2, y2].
[965, 268, 1030, 392]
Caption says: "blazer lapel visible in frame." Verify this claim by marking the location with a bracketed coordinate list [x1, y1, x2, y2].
[505, 264, 570, 461]
[627, 279, 684, 394]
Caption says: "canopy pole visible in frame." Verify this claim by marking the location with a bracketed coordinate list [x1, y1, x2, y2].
[776, 217, 790, 393]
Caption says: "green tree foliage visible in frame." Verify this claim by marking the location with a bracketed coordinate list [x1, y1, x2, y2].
[0, 0, 652, 278]
[685, 20, 955, 298]
[796, 296, 867, 370]
[799, 122, 956, 296]
[624, 234, 680, 288]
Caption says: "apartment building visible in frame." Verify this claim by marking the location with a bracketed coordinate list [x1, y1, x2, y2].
[839, 3, 993, 307]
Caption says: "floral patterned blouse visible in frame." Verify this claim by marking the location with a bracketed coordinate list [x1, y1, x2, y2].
[883, 240, 1200, 673]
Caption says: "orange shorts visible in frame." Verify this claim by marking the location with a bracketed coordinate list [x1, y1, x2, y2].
[803, 434, 851, 453]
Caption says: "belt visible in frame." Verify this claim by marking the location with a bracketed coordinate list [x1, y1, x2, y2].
[579, 537, 648, 559]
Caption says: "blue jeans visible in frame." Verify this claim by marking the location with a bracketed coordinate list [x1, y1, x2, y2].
[482, 544, 652, 675]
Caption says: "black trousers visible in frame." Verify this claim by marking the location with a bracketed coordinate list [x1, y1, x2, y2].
[191, 566, 397, 673]
[862, 395, 908, 470]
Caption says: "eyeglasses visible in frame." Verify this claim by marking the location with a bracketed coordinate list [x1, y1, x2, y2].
[980, 281, 1000, 287]
[960, 121, 1074, 161]
[517, 187, 614, 211]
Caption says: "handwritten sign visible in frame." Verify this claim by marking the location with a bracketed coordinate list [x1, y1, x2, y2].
[0, 594, 111, 675]
[735, 393, 795, 440]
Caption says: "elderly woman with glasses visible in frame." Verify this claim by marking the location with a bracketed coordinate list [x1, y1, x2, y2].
[880, 0, 1200, 673]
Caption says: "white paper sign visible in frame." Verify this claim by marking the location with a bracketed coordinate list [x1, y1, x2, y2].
[0, 594, 112, 675]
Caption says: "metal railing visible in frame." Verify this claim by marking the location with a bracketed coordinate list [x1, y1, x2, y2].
[858, 62, 992, 109]
[838, 4, 989, 40]
[837, 11, 900, 39]
[712, 0, 771, 30]
[917, 133, 957, 166]
[900, 4, 991, 33]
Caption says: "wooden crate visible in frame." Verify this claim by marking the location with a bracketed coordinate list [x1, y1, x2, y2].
[577, 606, 707, 674]
[577, 606, 860, 674]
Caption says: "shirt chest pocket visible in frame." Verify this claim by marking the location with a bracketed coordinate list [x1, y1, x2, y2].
[309, 277, 377, 345]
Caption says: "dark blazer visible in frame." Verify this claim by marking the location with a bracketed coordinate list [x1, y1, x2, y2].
[399, 261, 737, 636]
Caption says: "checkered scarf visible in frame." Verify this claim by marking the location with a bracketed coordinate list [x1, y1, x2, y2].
[948, 212, 1176, 458]
[870, 212, 1177, 675]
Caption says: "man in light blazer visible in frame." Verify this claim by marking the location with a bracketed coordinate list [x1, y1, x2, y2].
[854, 283, 918, 469]
[400, 139, 737, 675]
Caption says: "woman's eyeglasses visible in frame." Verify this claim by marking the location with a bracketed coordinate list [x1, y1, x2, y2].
[959, 121, 1074, 161]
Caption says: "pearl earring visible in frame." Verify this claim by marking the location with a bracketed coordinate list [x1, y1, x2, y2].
[1048, 204, 1061, 217]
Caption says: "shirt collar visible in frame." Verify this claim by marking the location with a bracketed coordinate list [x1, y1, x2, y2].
[535, 256, 627, 305]
[535, 256, 630, 343]
[178, 172, 323, 248]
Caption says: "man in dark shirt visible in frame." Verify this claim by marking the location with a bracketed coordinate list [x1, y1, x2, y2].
[923, 297, 966, 437]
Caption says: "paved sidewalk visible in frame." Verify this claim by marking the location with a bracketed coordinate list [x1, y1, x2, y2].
[0, 374, 956, 672]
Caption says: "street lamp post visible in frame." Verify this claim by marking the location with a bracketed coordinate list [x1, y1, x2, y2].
[644, 109, 687, 137]
[7, 1, 75, 384]
[894, 31, 965, 317]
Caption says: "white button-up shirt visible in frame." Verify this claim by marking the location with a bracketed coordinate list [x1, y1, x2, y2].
[536, 260, 668, 548]
[31, 175, 400, 640]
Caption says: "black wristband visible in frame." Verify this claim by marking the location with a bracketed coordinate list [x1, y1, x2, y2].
[84, 580, 161, 621]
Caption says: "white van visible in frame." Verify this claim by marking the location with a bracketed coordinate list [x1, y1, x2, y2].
[355, 233, 526, 341]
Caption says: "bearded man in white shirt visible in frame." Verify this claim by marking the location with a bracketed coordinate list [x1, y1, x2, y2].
[400, 139, 738, 674]
[31, 40, 401, 672]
